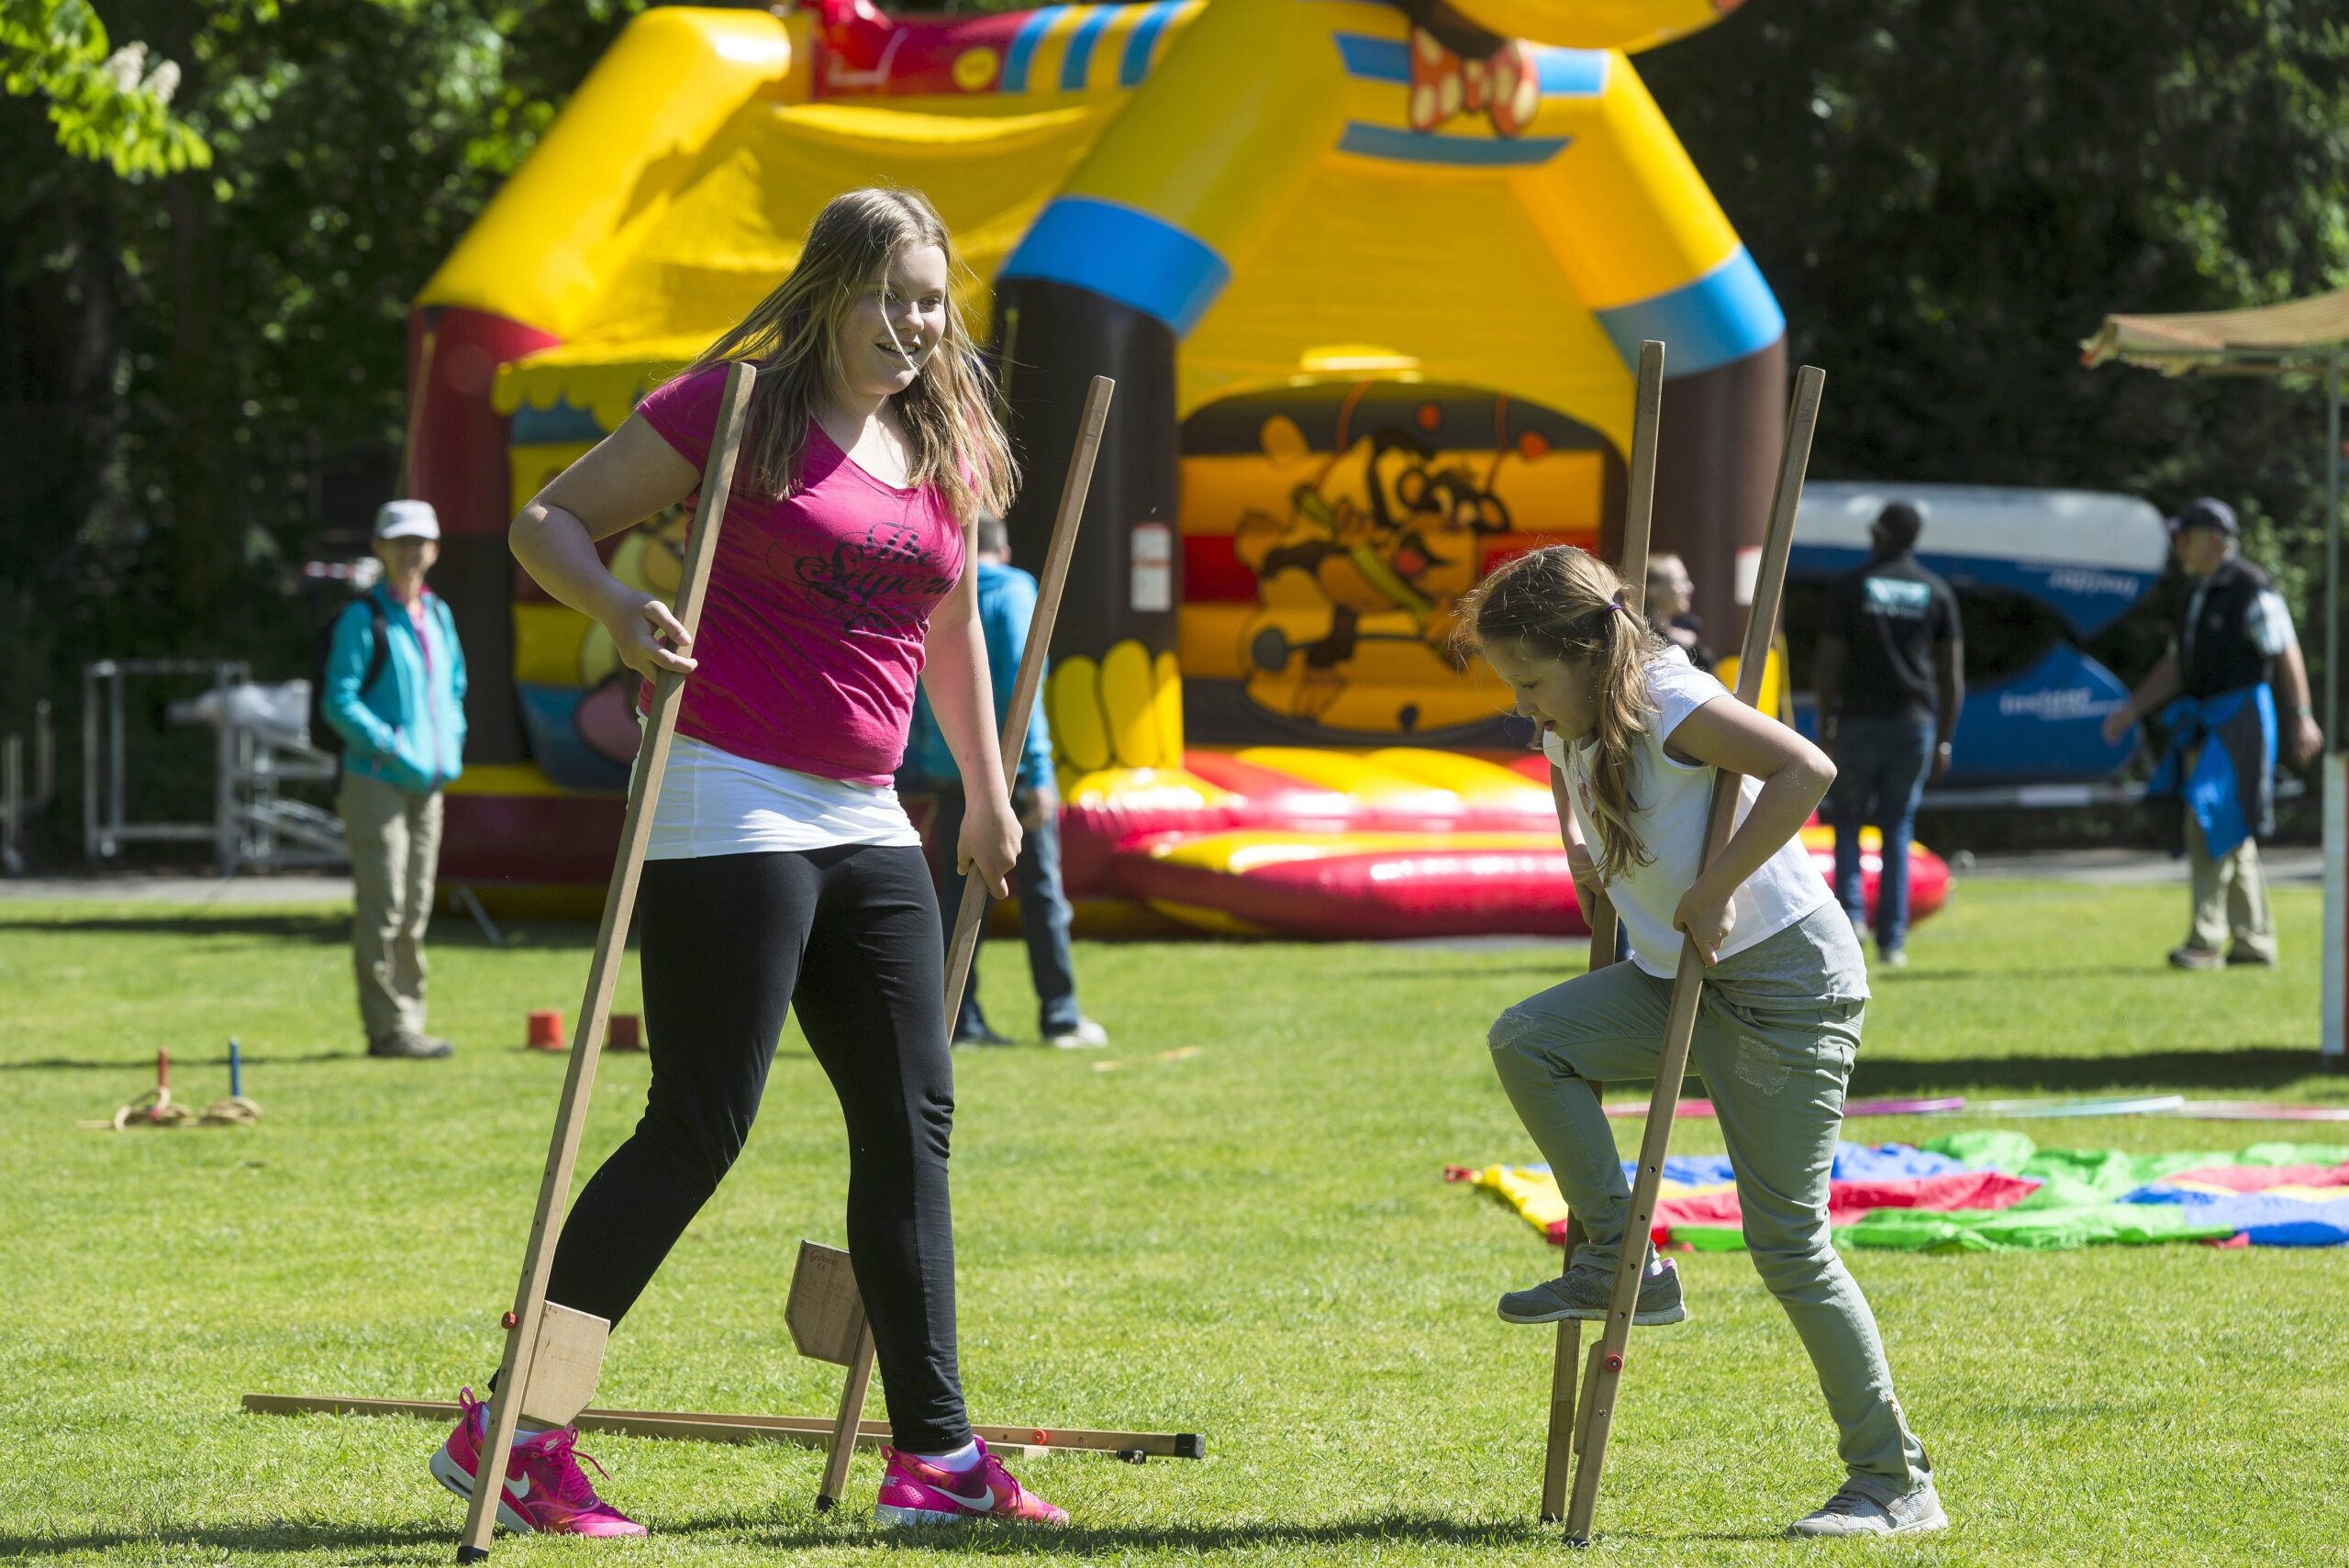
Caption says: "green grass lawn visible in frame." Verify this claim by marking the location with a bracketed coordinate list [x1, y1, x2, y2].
[1, 878, 2343, 1565]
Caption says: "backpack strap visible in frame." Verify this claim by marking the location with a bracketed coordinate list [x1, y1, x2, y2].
[361, 595, 393, 695]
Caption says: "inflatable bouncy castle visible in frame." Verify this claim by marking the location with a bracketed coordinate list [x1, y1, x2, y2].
[402, 0, 1947, 934]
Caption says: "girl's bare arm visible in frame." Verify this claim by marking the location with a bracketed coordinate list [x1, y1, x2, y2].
[510, 417, 703, 679]
[918, 543, 1019, 896]
[1664, 699, 1836, 960]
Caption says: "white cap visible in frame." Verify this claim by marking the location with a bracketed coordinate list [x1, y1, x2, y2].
[374, 499, 441, 540]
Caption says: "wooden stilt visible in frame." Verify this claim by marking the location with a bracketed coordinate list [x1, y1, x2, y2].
[813, 1326, 876, 1513]
[453, 362, 758, 1562]
[1560, 365, 1825, 1546]
[810, 374, 1116, 1513]
[1540, 339, 1664, 1522]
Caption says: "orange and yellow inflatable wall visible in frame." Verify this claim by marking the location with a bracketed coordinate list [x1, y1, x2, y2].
[402, 0, 1826, 931]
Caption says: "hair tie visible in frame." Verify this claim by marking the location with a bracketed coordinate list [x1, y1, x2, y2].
[1609, 589, 1631, 616]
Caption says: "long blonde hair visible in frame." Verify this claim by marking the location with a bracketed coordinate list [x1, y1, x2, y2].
[681, 187, 1016, 525]
[1458, 546, 1663, 881]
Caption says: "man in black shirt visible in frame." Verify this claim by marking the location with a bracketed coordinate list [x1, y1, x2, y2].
[1812, 500, 1965, 969]
[2100, 498, 2323, 969]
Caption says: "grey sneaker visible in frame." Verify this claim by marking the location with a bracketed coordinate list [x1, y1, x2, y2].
[368, 1032, 452, 1060]
[2168, 946, 2224, 972]
[1788, 1479, 1947, 1539]
[1045, 1018, 1109, 1051]
[1497, 1253, 1687, 1326]
[1878, 946, 1909, 971]
[2224, 947, 2278, 968]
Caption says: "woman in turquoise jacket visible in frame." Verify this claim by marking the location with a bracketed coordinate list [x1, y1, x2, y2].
[327, 500, 468, 1059]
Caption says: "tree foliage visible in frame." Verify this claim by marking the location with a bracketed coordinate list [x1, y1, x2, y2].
[1, 0, 214, 176]
[0, 1, 659, 722]
[1642, 0, 2349, 642]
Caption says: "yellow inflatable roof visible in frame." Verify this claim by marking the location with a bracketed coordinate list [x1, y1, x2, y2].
[439, 3, 1757, 451]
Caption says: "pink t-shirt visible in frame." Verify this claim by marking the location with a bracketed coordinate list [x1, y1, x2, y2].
[633, 365, 965, 785]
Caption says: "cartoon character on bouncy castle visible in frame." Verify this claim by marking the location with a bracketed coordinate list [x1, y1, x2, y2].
[1233, 417, 1523, 727]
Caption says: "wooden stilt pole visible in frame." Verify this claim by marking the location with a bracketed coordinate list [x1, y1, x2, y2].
[812, 1326, 877, 1512]
[1541, 339, 1664, 1522]
[812, 374, 1115, 1512]
[1560, 365, 1825, 1547]
[454, 362, 758, 1562]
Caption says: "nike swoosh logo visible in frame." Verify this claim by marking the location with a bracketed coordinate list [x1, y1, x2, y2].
[940, 1484, 995, 1510]
[505, 1473, 531, 1500]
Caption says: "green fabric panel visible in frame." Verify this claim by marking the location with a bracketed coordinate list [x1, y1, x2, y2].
[1842, 1203, 2234, 1252]
[1670, 1204, 2236, 1254]
[2234, 1141, 2349, 1167]
[1922, 1130, 2036, 1173]
[1668, 1225, 1753, 1252]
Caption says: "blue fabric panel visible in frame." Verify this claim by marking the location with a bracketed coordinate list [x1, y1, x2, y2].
[1337, 121, 1571, 167]
[1001, 6, 1063, 94]
[1002, 196, 1230, 335]
[1119, 0, 1185, 86]
[1060, 4, 1117, 91]
[1594, 248, 1786, 377]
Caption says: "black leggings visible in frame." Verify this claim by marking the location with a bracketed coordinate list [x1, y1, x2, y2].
[542, 845, 968, 1451]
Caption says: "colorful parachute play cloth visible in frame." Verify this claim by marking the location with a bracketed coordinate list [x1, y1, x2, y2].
[1444, 1136, 2349, 1251]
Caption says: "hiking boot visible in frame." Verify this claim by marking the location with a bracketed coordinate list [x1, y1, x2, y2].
[369, 1032, 453, 1060]
[874, 1439, 1067, 1527]
[1788, 1478, 1947, 1538]
[2167, 946, 2224, 972]
[1498, 1251, 1687, 1327]
[428, 1387, 645, 1537]
[1045, 1018, 1109, 1051]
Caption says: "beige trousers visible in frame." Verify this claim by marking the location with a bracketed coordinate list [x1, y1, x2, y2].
[340, 773, 443, 1045]
[2185, 806, 2277, 961]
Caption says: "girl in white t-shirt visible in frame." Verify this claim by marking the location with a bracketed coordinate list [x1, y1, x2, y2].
[1464, 545, 1943, 1540]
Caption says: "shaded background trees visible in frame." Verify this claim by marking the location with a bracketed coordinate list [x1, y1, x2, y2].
[3, 0, 2343, 858]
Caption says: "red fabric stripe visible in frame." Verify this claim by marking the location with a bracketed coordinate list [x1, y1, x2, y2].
[1651, 1171, 2043, 1241]
[2162, 1162, 2349, 1194]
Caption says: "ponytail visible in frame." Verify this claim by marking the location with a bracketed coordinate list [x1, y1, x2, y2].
[1456, 548, 1661, 880]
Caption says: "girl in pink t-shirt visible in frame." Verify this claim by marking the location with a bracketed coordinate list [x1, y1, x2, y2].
[431, 189, 1065, 1534]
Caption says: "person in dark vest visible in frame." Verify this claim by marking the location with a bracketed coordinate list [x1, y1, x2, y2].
[2102, 497, 2323, 969]
[1810, 500, 1964, 971]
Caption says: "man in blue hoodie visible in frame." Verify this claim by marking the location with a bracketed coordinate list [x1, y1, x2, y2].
[904, 515, 1106, 1050]
[325, 500, 468, 1059]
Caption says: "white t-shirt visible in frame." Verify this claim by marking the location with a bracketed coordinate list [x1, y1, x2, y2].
[645, 735, 921, 860]
[1543, 647, 1831, 977]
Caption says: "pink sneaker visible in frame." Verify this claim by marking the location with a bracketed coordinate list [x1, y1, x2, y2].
[874, 1439, 1068, 1527]
[428, 1387, 647, 1538]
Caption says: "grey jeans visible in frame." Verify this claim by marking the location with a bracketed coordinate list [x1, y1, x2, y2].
[1486, 903, 1930, 1496]
[339, 772, 442, 1047]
